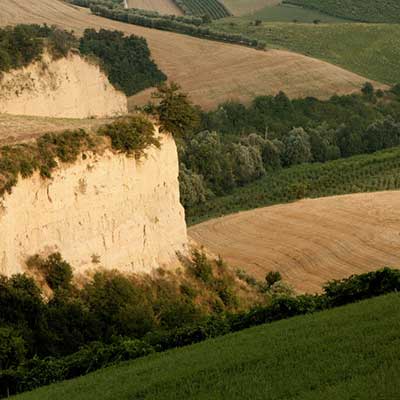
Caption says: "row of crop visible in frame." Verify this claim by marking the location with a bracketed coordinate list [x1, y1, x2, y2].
[186, 147, 400, 224]
[174, 0, 231, 19]
[90, 5, 265, 49]
[1, 267, 399, 397]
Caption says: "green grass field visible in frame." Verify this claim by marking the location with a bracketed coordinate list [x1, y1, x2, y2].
[211, 20, 400, 85]
[13, 292, 400, 400]
[241, 3, 348, 23]
[186, 146, 400, 224]
[285, 0, 400, 23]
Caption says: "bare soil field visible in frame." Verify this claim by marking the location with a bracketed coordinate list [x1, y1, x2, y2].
[127, 0, 183, 15]
[222, 0, 281, 16]
[189, 191, 400, 293]
[0, 114, 110, 145]
[0, 0, 384, 110]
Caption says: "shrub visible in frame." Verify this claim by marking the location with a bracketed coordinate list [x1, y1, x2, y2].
[99, 115, 160, 157]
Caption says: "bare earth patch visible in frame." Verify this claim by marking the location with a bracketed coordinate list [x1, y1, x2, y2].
[0, 0, 386, 110]
[189, 191, 400, 293]
[0, 114, 111, 145]
[127, 0, 183, 15]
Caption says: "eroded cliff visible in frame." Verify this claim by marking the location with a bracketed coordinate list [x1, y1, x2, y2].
[0, 52, 127, 118]
[0, 129, 188, 276]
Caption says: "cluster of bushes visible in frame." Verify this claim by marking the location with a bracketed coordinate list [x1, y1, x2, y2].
[79, 28, 166, 96]
[1, 262, 398, 397]
[0, 24, 77, 73]
[0, 249, 264, 397]
[178, 84, 400, 208]
[186, 145, 400, 223]
[90, 4, 266, 49]
[0, 115, 160, 196]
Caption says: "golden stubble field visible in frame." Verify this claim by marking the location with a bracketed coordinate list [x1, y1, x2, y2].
[127, 0, 183, 15]
[0, 0, 385, 110]
[189, 191, 400, 293]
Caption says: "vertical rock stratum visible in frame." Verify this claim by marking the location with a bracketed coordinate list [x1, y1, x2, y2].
[0, 130, 188, 276]
[0, 52, 127, 118]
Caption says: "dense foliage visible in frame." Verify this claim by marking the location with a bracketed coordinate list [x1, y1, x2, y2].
[179, 86, 400, 210]
[13, 292, 400, 400]
[1, 264, 398, 398]
[90, 4, 266, 49]
[173, 0, 231, 20]
[79, 29, 166, 96]
[284, 0, 400, 23]
[0, 24, 77, 73]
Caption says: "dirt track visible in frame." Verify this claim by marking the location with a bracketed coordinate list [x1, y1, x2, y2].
[0, 0, 385, 110]
[189, 191, 400, 293]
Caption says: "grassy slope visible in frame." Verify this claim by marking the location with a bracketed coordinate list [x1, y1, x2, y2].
[186, 146, 400, 224]
[211, 20, 400, 85]
[242, 3, 348, 23]
[285, 0, 400, 23]
[14, 293, 400, 400]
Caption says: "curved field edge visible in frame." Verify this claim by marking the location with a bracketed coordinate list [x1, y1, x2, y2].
[0, 0, 385, 110]
[186, 146, 400, 225]
[210, 20, 400, 85]
[189, 191, 400, 292]
[13, 293, 400, 399]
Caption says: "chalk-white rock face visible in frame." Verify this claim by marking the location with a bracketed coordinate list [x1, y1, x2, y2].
[0, 131, 188, 276]
[0, 52, 127, 118]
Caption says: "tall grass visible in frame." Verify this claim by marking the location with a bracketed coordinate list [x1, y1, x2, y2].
[14, 292, 400, 399]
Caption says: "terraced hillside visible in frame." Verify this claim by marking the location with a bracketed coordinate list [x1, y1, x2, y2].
[176, 0, 232, 19]
[127, 0, 183, 15]
[0, 0, 384, 110]
[12, 293, 400, 399]
[285, 0, 400, 23]
[189, 191, 400, 293]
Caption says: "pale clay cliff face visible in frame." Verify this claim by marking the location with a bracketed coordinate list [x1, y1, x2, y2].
[0, 52, 127, 118]
[0, 131, 188, 276]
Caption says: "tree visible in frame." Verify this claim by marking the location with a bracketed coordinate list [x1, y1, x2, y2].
[361, 82, 374, 98]
[265, 271, 282, 288]
[152, 82, 200, 138]
[282, 127, 311, 166]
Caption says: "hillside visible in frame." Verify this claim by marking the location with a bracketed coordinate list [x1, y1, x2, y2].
[221, 0, 281, 15]
[285, 0, 400, 23]
[189, 191, 400, 293]
[0, 0, 384, 110]
[12, 292, 400, 399]
[0, 120, 187, 277]
[127, 0, 183, 15]
[211, 20, 400, 85]
[0, 52, 127, 118]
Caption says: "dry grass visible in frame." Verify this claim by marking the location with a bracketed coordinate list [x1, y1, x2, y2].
[0, 0, 385, 110]
[189, 191, 400, 293]
[127, 0, 183, 15]
[221, 0, 281, 16]
[0, 114, 111, 145]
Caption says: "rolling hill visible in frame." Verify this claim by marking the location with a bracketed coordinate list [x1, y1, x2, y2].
[0, 0, 384, 110]
[211, 20, 400, 85]
[285, 0, 400, 23]
[189, 191, 400, 293]
[12, 292, 400, 399]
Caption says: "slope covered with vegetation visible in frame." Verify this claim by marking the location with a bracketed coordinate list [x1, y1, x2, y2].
[211, 20, 400, 85]
[174, 0, 232, 19]
[11, 290, 400, 400]
[284, 0, 400, 23]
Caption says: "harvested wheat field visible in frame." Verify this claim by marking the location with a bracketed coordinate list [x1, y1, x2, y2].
[0, 114, 111, 145]
[0, 0, 385, 110]
[189, 191, 400, 293]
[127, 0, 183, 15]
